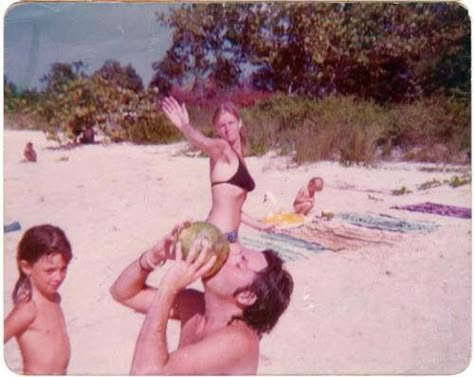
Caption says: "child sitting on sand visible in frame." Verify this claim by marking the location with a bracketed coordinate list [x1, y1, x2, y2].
[4, 224, 73, 374]
[293, 177, 324, 216]
[23, 142, 37, 162]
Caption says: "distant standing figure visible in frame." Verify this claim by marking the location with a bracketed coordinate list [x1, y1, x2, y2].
[24, 142, 37, 162]
[80, 126, 95, 144]
[293, 177, 324, 215]
[4, 224, 73, 374]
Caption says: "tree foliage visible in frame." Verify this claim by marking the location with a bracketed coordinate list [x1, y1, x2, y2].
[152, 2, 470, 103]
[3, 2, 469, 164]
[93, 59, 144, 93]
[151, 3, 250, 92]
[13, 61, 177, 144]
[40, 61, 87, 94]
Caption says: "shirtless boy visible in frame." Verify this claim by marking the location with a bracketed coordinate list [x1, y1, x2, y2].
[4, 225, 73, 374]
[23, 142, 37, 162]
[110, 223, 293, 374]
[293, 176, 324, 215]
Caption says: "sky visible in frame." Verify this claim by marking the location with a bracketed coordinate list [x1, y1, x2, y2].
[3, 2, 174, 90]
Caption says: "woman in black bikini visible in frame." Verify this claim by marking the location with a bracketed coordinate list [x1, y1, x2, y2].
[161, 96, 273, 244]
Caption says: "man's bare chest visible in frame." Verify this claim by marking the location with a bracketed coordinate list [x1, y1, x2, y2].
[177, 314, 207, 348]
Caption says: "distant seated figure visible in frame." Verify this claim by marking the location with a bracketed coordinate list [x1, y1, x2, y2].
[293, 177, 324, 216]
[80, 126, 95, 144]
[69, 121, 82, 144]
[23, 142, 37, 162]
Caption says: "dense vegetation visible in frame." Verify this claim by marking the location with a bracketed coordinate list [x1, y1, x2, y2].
[4, 2, 470, 165]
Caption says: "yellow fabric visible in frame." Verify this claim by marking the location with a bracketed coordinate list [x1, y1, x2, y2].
[262, 213, 305, 226]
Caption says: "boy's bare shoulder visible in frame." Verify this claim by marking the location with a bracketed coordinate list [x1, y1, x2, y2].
[10, 300, 37, 325]
[298, 185, 309, 194]
[4, 300, 37, 342]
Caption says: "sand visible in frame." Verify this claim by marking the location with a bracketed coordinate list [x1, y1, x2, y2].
[2, 129, 471, 375]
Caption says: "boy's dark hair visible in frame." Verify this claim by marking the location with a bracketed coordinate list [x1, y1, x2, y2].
[13, 224, 73, 303]
[233, 249, 294, 336]
[310, 177, 323, 186]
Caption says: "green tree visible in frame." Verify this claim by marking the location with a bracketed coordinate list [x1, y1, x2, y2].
[152, 3, 250, 92]
[93, 59, 144, 93]
[414, 3, 470, 98]
[154, 2, 470, 103]
[4, 76, 18, 113]
[40, 61, 87, 93]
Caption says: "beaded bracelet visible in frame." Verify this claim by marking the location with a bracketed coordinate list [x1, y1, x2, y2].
[138, 252, 154, 272]
[145, 251, 162, 270]
[139, 251, 165, 272]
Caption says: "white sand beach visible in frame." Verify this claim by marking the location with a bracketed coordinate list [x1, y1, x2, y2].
[2, 129, 471, 374]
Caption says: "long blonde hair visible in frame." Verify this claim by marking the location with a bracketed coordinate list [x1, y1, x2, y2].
[212, 102, 248, 155]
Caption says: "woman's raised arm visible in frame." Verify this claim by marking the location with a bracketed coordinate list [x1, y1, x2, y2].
[161, 97, 225, 158]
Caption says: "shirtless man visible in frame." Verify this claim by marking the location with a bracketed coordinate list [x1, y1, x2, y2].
[293, 177, 324, 216]
[110, 223, 293, 374]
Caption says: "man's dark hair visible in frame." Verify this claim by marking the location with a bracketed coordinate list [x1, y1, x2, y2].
[233, 249, 294, 336]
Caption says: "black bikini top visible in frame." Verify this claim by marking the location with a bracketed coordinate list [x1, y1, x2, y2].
[211, 157, 255, 192]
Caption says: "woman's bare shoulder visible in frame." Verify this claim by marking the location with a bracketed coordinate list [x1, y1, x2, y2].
[209, 138, 230, 158]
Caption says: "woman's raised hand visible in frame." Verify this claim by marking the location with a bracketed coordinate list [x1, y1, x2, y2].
[161, 96, 190, 130]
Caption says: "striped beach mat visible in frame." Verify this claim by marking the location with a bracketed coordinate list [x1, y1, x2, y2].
[390, 202, 471, 219]
[283, 219, 405, 252]
[334, 212, 439, 233]
[243, 212, 440, 257]
[241, 232, 325, 261]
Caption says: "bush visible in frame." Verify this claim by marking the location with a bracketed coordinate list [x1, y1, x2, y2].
[126, 114, 182, 144]
[383, 95, 470, 159]
[6, 77, 469, 165]
[240, 94, 469, 165]
[4, 113, 48, 131]
[243, 95, 386, 165]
